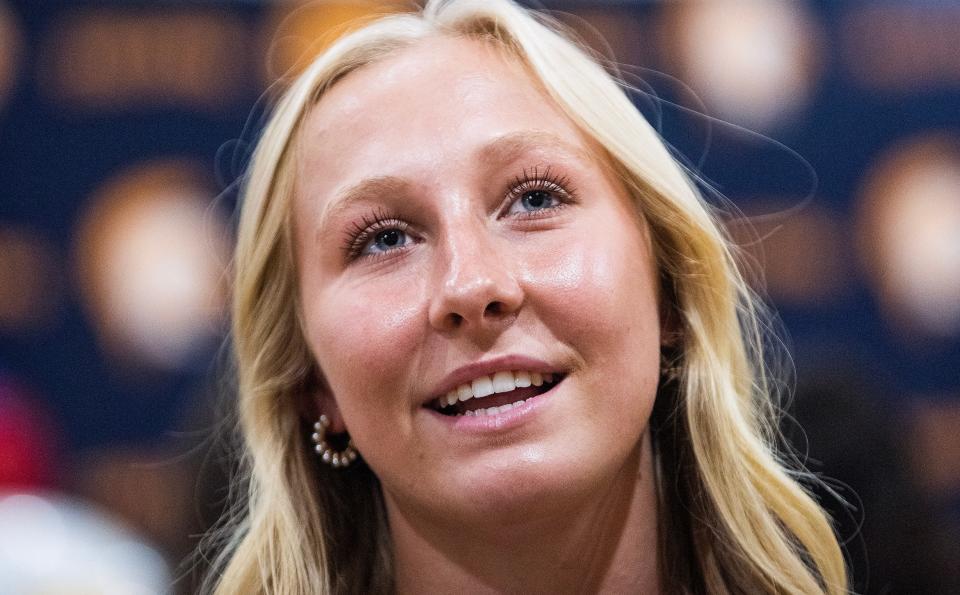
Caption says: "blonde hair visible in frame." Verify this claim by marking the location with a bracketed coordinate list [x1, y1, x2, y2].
[207, 1, 848, 593]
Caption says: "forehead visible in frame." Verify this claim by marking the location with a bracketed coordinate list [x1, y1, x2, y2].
[295, 35, 597, 195]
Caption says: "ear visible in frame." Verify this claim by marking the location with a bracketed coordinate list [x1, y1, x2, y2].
[299, 372, 348, 434]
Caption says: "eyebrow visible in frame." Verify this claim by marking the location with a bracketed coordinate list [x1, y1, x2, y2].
[314, 130, 592, 235]
[315, 176, 411, 243]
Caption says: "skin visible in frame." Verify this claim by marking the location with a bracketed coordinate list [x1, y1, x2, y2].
[293, 36, 663, 593]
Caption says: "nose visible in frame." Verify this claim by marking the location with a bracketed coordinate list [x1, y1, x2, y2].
[427, 228, 524, 334]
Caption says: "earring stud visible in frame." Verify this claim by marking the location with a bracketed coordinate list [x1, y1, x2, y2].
[311, 414, 359, 468]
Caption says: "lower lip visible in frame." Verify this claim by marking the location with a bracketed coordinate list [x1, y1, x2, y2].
[424, 379, 562, 434]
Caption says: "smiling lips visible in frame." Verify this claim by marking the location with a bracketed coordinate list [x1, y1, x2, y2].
[430, 370, 563, 416]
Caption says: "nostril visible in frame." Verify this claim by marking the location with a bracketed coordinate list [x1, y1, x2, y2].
[449, 312, 464, 327]
[484, 302, 502, 316]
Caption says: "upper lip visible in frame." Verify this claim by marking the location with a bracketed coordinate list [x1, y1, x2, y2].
[426, 354, 564, 404]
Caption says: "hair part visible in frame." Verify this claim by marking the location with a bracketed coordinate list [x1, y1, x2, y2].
[206, 1, 848, 593]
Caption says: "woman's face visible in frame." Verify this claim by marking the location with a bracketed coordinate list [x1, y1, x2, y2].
[293, 36, 662, 525]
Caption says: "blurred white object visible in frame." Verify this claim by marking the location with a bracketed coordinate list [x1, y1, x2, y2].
[857, 136, 960, 337]
[665, 0, 822, 132]
[0, 492, 170, 594]
[75, 160, 231, 370]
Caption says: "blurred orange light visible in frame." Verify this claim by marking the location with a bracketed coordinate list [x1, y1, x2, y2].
[0, 1, 22, 110]
[261, 0, 408, 87]
[556, 8, 646, 71]
[0, 227, 60, 332]
[727, 201, 849, 305]
[842, 5, 960, 92]
[39, 8, 247, 111]
[73, 160, 231, 370]
[661, 0, 823, 132]
[911, 398, 960, 495]
[856, 135, 960, 338]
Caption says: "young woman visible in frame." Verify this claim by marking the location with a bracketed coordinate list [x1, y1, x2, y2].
[206, 0, 848, 592]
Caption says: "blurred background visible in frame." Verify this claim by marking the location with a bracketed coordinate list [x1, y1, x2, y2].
[0, 0, 957, 593]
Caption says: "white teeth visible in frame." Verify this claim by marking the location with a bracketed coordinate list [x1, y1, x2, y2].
[438, 370, 560, 411]
[499, 402, 514, 413]
[514, 370, 531, 387]
[464, 410, 475, 416]
[472, 376, 494, 398]
[492, 371, 515, 393]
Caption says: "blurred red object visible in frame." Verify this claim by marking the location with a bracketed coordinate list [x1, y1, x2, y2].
[0, 377, 59, 489]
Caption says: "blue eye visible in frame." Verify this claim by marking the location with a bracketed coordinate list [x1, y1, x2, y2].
[344, 210, 415, 261]
[363, 227, 411, 255]
[513, 189, 559, 213]
[504, 166, 573, 217]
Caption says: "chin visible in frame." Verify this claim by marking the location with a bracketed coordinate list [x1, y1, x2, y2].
[439, 447, 619, 527]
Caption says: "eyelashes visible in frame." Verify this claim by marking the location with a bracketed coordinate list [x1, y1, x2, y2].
[341, 166, 576, 262]
[342, 207, 412, 261]
[506, 166, 574, 211]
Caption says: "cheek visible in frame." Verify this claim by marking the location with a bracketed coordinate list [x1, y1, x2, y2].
[304, 275, 425, 419]
[522, 217, 662, 438]
[520, 223, 661, 355]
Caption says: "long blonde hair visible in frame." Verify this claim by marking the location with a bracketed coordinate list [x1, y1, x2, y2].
[207, 1, 848, 592]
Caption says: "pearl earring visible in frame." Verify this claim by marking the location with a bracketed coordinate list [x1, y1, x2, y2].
[311, 414, 359, 468]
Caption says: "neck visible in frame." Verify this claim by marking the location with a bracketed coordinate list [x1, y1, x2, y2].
[388, 433, 661, 594]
